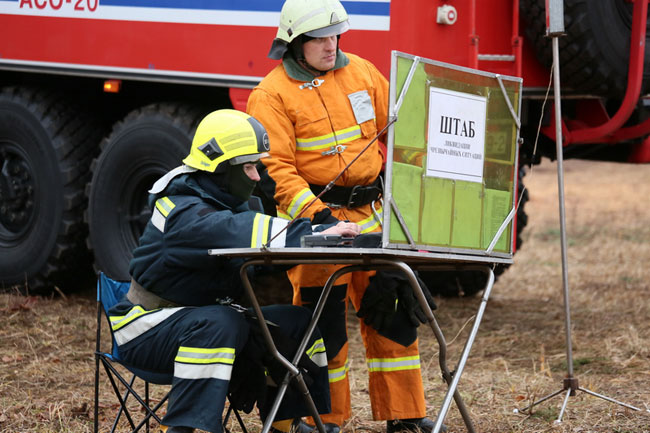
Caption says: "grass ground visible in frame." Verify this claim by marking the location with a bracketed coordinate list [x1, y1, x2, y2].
[1, 158, 649, 432]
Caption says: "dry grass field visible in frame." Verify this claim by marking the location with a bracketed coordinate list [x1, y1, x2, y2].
[1, 158, 649, 432]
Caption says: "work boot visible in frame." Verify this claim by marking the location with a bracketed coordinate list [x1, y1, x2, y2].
[386, 417, 447, 433]
[299, 419, 341, 433]
[271, 418, 340, 433]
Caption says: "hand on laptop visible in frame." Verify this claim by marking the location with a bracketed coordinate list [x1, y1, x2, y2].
[321, 221, 361, 237]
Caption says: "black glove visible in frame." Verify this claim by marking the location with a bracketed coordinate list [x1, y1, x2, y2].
[356, 271, 399, 331]
[228, 338, 266, 413]
[265, 322, 321, 388]
[312, 208, 339, 225]
[357, 270, 438, 331]
[246, 314, 320, 389]
[394, 273, 437, 327]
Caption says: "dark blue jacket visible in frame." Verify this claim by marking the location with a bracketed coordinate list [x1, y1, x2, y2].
[129, 172, 319, 306]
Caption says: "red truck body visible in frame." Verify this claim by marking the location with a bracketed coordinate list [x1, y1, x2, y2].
[1, 1, 544, 97]
[1, 0, 648, 291]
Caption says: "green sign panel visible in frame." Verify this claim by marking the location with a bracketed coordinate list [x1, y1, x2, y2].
[383, 51, 521, 257]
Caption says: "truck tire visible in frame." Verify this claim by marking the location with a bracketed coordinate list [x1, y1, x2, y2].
[520, 0, 650, 98]
[86, 104, 204, 280]
[0, 87, 98, 292]
[421, 165, 529, 297]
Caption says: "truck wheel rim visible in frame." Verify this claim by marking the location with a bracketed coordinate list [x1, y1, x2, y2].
[123, 172, 156, 243]
[0, 141, 35, 241]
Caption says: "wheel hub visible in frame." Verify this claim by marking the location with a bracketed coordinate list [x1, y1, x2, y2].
[0, 144, 35, 236]
[123, 173, 156, 242]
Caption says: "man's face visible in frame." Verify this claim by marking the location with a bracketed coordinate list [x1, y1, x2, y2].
[242, 163, 260, 182]
[303, 35, 338, 71]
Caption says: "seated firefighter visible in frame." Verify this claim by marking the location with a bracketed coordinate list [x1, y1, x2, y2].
[108, 109, 362, 433]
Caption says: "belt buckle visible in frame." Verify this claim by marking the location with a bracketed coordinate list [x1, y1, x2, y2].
[347, 185, 361, 208]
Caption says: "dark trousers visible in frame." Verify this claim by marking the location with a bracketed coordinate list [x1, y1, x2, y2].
[117, 304, 330, 433]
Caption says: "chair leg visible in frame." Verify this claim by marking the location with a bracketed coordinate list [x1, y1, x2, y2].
[132, 390, 169, 432]
[145, 381, 150, 433]
[101, 359, 138, 432]
[97, 276, 172, 433]
[233, 406, 248, 433]
[94, 353, 101, 433]
[95, 299, 103, 433]
[224, 396, 248, 433]
[101, 357, 171, 433]
[223, 406, 233, 433]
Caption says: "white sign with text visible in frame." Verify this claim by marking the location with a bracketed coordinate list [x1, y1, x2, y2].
[426, 87, 486, 183]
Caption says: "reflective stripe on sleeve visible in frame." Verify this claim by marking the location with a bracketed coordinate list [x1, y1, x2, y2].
[269, 217, 289, 248]
[251, 214, 272, 248]
[151, 196, 176, 233]
[328, 359, 349, 383]
[276, 208, 291, 220]
[296, 125, 362, 152]
[156, 196, 175, 216]
[287, 188, 317, 218]
[110, 306, 185, 346]
[358, 206, 383, 234]
[151, 207, 166, 232]
[366, 355, 421, 372]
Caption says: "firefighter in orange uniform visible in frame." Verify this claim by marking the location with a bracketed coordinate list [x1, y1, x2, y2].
[247, 1, 440, 432]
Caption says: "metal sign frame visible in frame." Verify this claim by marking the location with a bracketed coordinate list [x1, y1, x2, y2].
[382, 50, 522, 262]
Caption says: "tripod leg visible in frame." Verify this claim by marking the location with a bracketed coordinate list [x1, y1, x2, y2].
[555, 388, 572, 423]
[578, 387, 644, 412]
[514, 388, 564, 414]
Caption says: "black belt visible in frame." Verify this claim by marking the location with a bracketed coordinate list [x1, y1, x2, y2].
[310, 177, 382, 208]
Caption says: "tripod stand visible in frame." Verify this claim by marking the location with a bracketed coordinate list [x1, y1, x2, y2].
[514, 24, 648, 423]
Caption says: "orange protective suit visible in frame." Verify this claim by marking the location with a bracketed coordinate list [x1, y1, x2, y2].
[247, 52, 427, 425]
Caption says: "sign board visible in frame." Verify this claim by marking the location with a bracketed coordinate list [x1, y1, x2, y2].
[426, 87, 487, 183]
[382, 51, 522, 259]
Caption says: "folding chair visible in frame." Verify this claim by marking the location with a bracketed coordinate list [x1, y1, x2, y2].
[93, 272, 247, 433]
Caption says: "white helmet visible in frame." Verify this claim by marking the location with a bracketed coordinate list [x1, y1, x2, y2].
[268, 0, 350, 59]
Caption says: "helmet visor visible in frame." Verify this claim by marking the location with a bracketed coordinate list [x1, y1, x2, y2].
[229, 152, 270, 165]
[304, 20, 350, 38]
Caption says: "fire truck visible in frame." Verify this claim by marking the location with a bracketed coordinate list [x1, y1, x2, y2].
[1, 0, 648, 293]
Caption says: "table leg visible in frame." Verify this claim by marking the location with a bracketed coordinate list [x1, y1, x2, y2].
[432, 267, 494, 433]
[379, 261, 495, 433]
[241, 261, 367, 433]
[240, 258, 493, 433]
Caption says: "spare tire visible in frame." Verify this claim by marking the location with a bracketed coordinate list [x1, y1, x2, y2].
[520, 0, 650, 98]
[86, 104, 205, 280]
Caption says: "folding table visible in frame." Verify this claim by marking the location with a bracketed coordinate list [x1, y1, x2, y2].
[208, 246, 512, 433]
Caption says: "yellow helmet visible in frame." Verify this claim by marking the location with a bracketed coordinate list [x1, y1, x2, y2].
[268, 0, 350, 59]
[183, 109, 270, 172]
